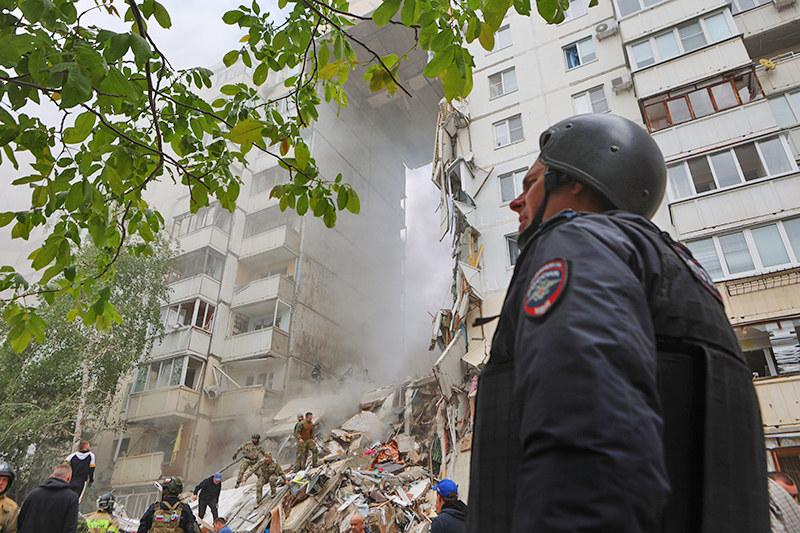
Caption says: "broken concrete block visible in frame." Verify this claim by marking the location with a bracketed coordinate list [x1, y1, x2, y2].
[341, 411, 387, 442]
[394, 434, 418, 453]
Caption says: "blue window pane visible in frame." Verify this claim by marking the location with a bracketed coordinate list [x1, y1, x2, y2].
[752, 225, 789, 267]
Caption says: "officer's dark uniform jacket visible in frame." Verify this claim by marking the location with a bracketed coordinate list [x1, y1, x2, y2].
[467, 211, 769, 533]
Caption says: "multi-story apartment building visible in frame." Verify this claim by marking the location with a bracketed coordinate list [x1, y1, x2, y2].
[432, 0, 800, 495]
[91, 19, 442, 516]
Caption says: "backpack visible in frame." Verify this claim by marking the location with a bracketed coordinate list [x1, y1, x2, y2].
[150, 500, 184, 533]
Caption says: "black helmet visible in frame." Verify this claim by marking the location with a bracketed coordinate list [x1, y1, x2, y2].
[161, 477, 183, 497]
[538, 113, 666, 219]
[98, 492, 115, 512]
[0, 461, 14, 496]
[252, 433, 260, 441]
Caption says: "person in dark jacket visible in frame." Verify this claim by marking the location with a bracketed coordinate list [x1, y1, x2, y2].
[137, 477, 201, 533]
[431, 479, 466, 533]
[65, 440, 96, 500]
[468, 114, 769, 533]
[18, 463, 79, 533]
[192, 473, 222, 521]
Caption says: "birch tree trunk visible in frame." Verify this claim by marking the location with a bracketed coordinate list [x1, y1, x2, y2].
[72, 356, 90, 450]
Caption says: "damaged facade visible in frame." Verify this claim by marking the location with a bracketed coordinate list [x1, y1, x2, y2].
[431, 0, 800, 493]
[91, 12, 443, 517]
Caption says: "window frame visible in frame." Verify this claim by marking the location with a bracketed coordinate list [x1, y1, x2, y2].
[493, 114, 525, 149]
[642, 67, 763, 132]
[572, 85, 609, 115]
[563, 37, 597, 70]
[167, 247, 225, 284]
[666, 135, 795, 202]
[560, 0, 587, 23]
[251, 165, 290, 196]
[686, 218, 800, 281]
[488, 67, 518, 100]
[160, 298, 216, 333]
[614, 0, 669, 19]
[489, 25, 512, 53]
[171, 203, 232, 238]
[133, 355, 206, 394]
[628, 11, 734, 70]
[498, 167, 528, 203]
[244, 205, 298, 238]
[506, 234, 521, 267]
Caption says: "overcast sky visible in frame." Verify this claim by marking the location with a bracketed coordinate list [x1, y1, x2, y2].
[0, 0, 453, 372]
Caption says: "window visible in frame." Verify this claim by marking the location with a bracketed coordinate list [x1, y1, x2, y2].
[133, 356, 205, 393]
[244, 205, 298, 237]
[561, 0, 587, 22]
[506, 234, 521, 266]
[230, 299, 292, 336]
[499, 168, 527, 203]
[564, 37, 596, 70]
[160, 299, 216, 332]
[245, 372, 274, 389]
[616, 0, 664, 18]
[167, 247, 225, 283]
[251, 166, 290, 196]
[768, 89, 800, 127]
[171, 203, 231, 238]
[629, 12, 733, 70]
[642, 68, 762, 131]
[667, 136, 793, 201]
[686, 218, 800, 280]
[493, 115, 524, 148]
[491, 25, 512, 52]
[489, 68, 518, 99]
[573, 86, 609, 114]
[729, 0, 770, 14]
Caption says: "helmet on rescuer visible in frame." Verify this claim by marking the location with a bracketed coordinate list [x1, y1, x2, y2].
[98, 492, 115, 511]
[537, 113, 666, 220]
[0, 461, 14, 496]
[252, 433, 261, 441]
[161, 477, 183, 497]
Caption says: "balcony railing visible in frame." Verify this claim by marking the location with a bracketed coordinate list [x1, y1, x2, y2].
[176, 226, 229, 255]
[756, 374, 800, 435]
[222, 328, 290, 359]
[167, 275, 220, 304]
[214, 387, 269, 420]
[150, 326, 211, 359]
[127, 386, 201, 423]
[232, 275, 295, 308]
[238, 226, 300, 260]
[110, 452, 163, 487]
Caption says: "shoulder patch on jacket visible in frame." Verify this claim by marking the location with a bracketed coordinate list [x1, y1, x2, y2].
[524, 259, 568, 318]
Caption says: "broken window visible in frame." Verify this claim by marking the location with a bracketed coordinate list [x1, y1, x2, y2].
[230, 299, 291, 336]
[160, 299, 216, 332]
[133, 356, 205, 392]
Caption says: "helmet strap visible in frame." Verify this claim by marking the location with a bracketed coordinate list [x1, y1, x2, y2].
[520, 168, 572, 247]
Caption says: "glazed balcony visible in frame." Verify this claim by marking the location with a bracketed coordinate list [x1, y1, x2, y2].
[110, 452, 164, 487]
[150, 326, 211, 359]
[127, 386, 201, 423]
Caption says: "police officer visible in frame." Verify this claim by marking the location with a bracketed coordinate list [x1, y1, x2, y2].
[233, 434, 266, 488]
[0, 462, 18, 533]
[467, 114, 769, 532]
[84, 493, 120, 533]
[242, 454, 288, 504]
[137, 477, 201, 533]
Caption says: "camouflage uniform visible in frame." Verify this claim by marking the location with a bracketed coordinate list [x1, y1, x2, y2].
[294, 419, 318, 470]
[77, 515, 89, 533]
[234, 440, 266, 485]
[244, 455, 287, 503]
[84, 509, 120, 533]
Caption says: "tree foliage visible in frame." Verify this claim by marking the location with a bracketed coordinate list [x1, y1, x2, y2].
[0, 0, 576, 349]
[0, 238, 174, 502]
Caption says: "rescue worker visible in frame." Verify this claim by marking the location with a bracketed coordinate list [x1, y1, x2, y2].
[192, 473, 222, 522]
[84, 493, 120, 533]
[293, 412, 304, 435]
[294, 412, 319, 471]
[137, 477, 201, 533]
[242, 454, 288, 504]
[66, 440, 96, 500]
[0, 461, 18, 533]
[233, 434, 266, 488]
[311, 364, 322, 386]
[467, 114, 769, 532]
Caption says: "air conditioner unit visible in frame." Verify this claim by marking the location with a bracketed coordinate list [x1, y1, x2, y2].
[611, 74, 633, 94]
[595, 22, 618, 41]
[773, 0, 795, 11]
[203, 386, 220, 400]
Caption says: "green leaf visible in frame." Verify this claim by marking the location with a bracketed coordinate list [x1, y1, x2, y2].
[401, 0, 420, 26]
[323, 204, 336, 228]
[222, 10, 243, 24]
[253, 63, 268, 85]
[129, 32, 152, 68]
[588, 0, 598, 6]
[153, 1, 172, 28]
[337, 187, 347, 210]
[297, 193, 308, 215]
[319, 61, 341, 80]
[295, 143, 310, 168]
[65, 182, 83, 211]
[515, 0, 531, 15]
[430, 29, 454, 52]
[346, 189, 360, 214]
[59, 67, 92, 108]
[228, 117, 264, 145]
[478, 22, 495, 51]
[219, 84, 239, 96]
[318, 44, 331, 69]
[0, 212, 14, 228]
[106, 32, 130, 63]
[338, 63, 349, 84]
[10, 328, 32, 354]
[223, 49, 239, 67]
[466, 16, 480, 42]
[423, 46, 455, 78]
[30, 242, 58, 270]
[62, 112, 96, 144]
[373, 0, 402, 27]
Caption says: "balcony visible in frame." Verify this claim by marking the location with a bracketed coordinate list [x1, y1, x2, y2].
[737, 2, 800, 58]
[757, 53, 800, 95]
[213, 387, 269, 420]
[669, 173, 800, 237]
[618, 0, 717, 42]
[222, 327, 290, 359]
[633, 39, 752, 98]
[127, 386, 201, 423]
[232, 275, 295, 308]
[150, 326, 211, 359]
[176, 226, 229, 255]
[168, 275, 220, 304]
[756, 373, 800, 435]
[653, 99, 779, 161]
[110, 452, 164, 487]
[238, 226, 300, 262]
[720, 267, 800, 326]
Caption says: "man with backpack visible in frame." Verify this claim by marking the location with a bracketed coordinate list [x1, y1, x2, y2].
[136, 477, 201, 533]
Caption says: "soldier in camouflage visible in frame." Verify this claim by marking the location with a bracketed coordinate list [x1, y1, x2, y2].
[294, 412, 319, 471]
[243, 454, 288, 504]
[233, 434, 266, 488]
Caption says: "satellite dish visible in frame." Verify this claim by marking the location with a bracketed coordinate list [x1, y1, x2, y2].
[595, 23, 609, 33]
